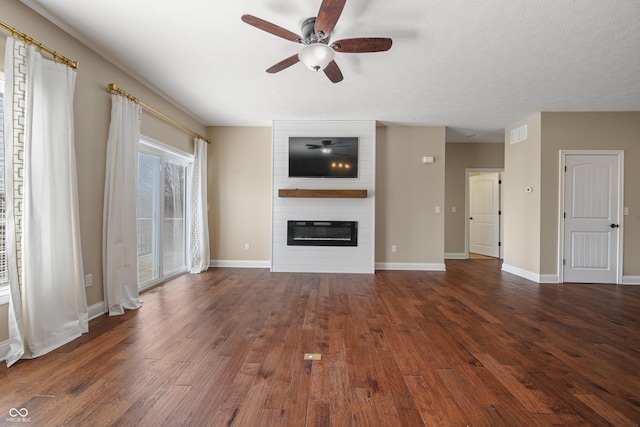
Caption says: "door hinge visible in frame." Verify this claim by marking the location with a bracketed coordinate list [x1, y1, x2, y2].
[563, 259, 566, 266]
[564, 212, 566, 219]
[498, 210, 502, 215]
[498, 242, 501, 247]
[564, 166, 567, 172]
[499, 179, 502, 184]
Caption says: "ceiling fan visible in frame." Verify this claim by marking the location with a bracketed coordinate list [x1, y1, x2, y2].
[306, 139, 346, 149]
[241, 0, 392, 83]
[306, 139, 349, 153]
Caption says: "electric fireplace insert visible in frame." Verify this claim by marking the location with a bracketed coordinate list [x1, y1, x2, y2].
[287, 221, 358, 247]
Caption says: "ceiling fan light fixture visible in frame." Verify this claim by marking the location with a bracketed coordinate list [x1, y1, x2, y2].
[298, 43, 334, 72]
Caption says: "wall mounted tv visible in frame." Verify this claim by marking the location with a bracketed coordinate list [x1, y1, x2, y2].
[288, 137, 359, 178]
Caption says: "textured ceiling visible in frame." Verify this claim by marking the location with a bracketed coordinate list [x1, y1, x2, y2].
[21, 0, 640, 142]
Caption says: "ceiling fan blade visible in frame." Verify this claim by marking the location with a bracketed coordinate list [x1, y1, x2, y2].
[332, 38, 393, 53]
[323, 60, 343, 83]
[241, 14, 302, 43]
[314, 0, 346, 39]
[266, 54, 300, 73]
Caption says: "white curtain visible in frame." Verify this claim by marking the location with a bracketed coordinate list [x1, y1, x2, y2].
[189, 137, 210, 273]
[4, 39, 88, 367]
[103, 94, 143, 315]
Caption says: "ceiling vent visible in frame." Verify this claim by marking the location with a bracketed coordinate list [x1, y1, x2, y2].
[510, 125, 528, 144]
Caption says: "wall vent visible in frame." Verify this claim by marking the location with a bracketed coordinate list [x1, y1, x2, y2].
[510, 125, 528, 144]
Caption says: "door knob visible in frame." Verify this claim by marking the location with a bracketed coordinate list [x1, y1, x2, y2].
[610, 224, 619, 228]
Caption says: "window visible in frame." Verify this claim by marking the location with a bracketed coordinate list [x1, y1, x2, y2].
[137, 137, 192, 290]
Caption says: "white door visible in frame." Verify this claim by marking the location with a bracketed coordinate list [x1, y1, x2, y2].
[469, 173, 501, 258]
[563, 153, 622, 283]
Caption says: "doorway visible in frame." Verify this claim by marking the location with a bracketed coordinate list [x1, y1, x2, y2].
[560, 151, 623, 284]
[466, 169, 503, 259]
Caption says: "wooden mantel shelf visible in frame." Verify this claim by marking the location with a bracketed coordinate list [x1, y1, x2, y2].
[278, 189, 368, 198]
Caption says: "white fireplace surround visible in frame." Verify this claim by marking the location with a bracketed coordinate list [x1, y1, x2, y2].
[271, 120, 376, 273]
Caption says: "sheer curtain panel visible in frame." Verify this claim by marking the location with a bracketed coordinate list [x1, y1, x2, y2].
[103, 94, 143, 315]
[4, 39, 88, 367]
[189, 137, 210, 273]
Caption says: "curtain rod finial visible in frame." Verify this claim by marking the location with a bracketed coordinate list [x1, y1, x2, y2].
[107, 83, 118, 92]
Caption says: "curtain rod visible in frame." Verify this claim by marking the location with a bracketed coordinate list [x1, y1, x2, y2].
[0, 20, 78, 69]
[107, 84, 211, 144]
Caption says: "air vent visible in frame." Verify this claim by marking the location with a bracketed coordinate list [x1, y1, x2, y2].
[510, 125, 528, 144]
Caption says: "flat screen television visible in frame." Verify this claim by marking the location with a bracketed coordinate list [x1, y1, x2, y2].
[288, 137, 359, 178]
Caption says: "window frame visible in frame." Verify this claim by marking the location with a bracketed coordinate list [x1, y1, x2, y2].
[137, 135, 193, 291]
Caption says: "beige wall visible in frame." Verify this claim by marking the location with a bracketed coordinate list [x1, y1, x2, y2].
[444, 143, 504, 255]
[207, 127, 272, 263]
[504, 111, 640, 280]
[503, 113, 542, 274]
[539, 112, 640, 277]
[207, 125, 449, 267]
[375, 126, 446, 265]
[1, 2, 205, 339]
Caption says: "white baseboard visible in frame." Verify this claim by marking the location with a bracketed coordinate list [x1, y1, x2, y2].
[375, 262, 446, 271]
[539, 274, 559, 283]
[622, 276, 640, 285]
[212, 260, 448, 272]
[88, 301, 107, 320]
[210, 260, 271, 269]
[502, 267, 640, 285]
[0, 339, 8, 362]
[444, 253, 466, 259]
[501, 263, 541, 283]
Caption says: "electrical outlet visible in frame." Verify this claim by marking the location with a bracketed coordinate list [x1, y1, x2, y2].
[391, 245, 397, 253]
[84, 274, 93, 288]
[244, 243, 250, 251]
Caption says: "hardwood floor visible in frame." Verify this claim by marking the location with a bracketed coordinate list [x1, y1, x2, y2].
[2, 260, 640, 426]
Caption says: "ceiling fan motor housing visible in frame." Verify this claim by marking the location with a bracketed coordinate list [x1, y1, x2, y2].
[301, 17, 330, 45]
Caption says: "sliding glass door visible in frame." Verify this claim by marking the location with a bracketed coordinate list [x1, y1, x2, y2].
[162, 160, 187, 276]
[137, 138, 191, 290]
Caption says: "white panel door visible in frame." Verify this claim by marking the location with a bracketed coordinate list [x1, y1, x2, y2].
[469, 173, 500, 258]
[563, 153, 621, 283]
